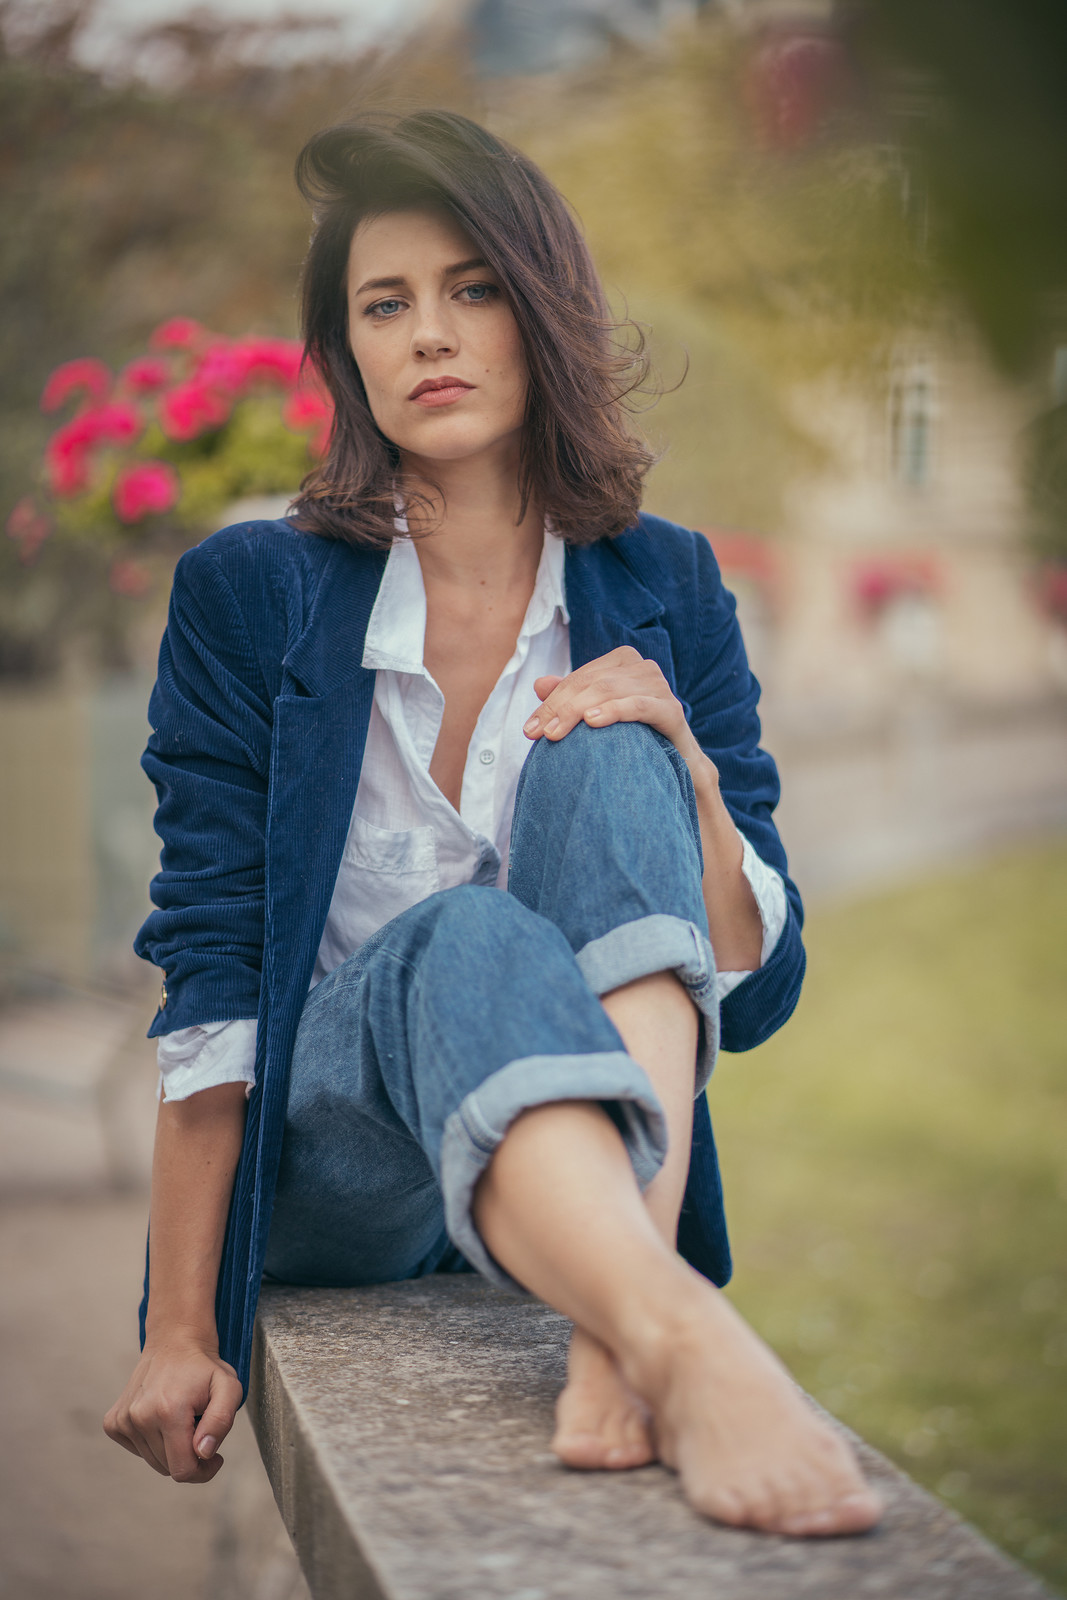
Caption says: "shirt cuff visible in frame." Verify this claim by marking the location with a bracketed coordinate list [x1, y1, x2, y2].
[714, 835, 788, 1003]
[156, 1019, 258, 1103]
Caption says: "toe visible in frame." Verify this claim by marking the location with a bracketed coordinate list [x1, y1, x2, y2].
[692, 1484, 749, 1527]
[553, 1428, 612, 1470]
[779, 1489, 883, 1538]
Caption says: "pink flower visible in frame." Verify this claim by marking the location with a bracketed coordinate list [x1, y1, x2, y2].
[150, 318, 208, 351]
[745, 33, 849, 151]
[188, 336, 304, 401]
[109, 557, 154, 597]
[112, 461, 180, 524]
[237, 337, 304, 389]
[121, 356, 171, 394]
[159, 380, 232, 441]
[45, 433, 92, 496]
[283, 368, 334, 457]
[193, 341, 253, 395]
[41, 358, 113, 413]
[1037, 563, 1067, 622]
[852, 556, 941, 617]
[6, 497, 52, 563]
[44, 401, 144, 497]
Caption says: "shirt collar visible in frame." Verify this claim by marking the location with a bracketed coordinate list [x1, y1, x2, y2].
[362, 513, 569, 674]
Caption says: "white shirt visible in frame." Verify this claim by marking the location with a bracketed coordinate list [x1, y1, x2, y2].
[157, 526, 787, 1101]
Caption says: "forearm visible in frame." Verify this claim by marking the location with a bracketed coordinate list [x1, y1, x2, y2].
[681, 745, 764, 975]
[144, 1082, 248, 1348]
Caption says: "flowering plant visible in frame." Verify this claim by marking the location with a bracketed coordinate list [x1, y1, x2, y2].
[7, 319, 333, 600]
[1035, 561, 1067, 625]
[851, 554, 942, 618]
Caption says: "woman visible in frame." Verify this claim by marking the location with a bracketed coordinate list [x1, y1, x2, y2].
[104, 110, 881, 1537]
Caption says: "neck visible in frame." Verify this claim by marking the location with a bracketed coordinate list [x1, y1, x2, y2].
[399, 440, 545, 591]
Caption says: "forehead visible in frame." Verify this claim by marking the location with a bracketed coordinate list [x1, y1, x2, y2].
[347, 207, 480, 278]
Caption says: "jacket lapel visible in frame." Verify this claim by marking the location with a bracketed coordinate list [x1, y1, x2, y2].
[264, 542, 388, 1012]
[565, 540, 678, 691]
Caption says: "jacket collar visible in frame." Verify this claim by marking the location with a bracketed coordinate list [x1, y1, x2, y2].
[281, 524, 665, 698]
[281, 539, 388, 698]
[564, 532, 666, 630]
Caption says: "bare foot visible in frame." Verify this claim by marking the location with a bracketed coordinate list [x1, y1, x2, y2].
[621, 1277, 884, 1536]
[552, 1325, 656, 1470]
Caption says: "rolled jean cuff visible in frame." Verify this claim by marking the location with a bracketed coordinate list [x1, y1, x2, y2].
[575, 914, 721, 1093]
[439, 1051, 668, 1294]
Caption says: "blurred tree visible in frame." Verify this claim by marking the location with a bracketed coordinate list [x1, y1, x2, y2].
[1025, 403, 1067, 564]
[848, 0, 1067, 374]
[498, 15, 937, 532]
[0, 0, 475, 678]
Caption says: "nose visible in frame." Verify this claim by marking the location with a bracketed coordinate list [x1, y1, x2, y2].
[410, 298, 457, 361]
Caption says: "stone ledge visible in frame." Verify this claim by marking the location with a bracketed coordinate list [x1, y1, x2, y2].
[249, 1277, 1050, 1600]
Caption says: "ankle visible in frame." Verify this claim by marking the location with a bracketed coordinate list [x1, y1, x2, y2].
[610, 1264, 712, 1395]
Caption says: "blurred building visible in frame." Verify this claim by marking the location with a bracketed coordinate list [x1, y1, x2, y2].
[720, 328, 1065, 727]
[468, 0, 707, 75]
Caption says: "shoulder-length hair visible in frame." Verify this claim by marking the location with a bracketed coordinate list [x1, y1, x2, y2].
[289, 109, 658, 547]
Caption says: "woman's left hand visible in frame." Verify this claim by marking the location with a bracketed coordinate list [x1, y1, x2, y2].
[522, 646, 714, 782]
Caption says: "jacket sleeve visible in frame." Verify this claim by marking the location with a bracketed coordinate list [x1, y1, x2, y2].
[134, 542, 275, 1038]
[673, 530, 806, 1053]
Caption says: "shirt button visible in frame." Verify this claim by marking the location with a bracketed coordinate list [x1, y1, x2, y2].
[478, 749, 495, 766]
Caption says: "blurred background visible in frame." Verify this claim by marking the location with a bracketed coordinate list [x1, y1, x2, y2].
[1, 0, 1064, 1595]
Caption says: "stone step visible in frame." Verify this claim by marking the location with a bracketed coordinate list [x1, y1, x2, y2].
[249, 1278, 1050, 1600]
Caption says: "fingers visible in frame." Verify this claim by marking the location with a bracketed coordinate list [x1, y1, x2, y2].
[104, 1402, 166, 1472]
[193, 1363, 243, 1466]
[104, 1350, 242, 1484]
[524, 648, 683, 744]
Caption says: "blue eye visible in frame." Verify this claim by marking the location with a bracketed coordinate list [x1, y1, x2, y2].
[461, 283, 496, 303]
[369, 298, 402, 318]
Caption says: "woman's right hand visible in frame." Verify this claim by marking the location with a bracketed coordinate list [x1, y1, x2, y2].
[104, 1336, 243, 1482]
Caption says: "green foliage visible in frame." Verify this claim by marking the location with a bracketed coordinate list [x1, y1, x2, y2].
[1024, 403, 1067, 562]
[499, 21, 937, 531]
[852, 0, 1067, 373]
[712, 841, 1067, 1593]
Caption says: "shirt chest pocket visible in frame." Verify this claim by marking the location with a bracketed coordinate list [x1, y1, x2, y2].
[345, 815, 439, 881]
[314, 818, 442, 982]
[339, 815, 439, 942]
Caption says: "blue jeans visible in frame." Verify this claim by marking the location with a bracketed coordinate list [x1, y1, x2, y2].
[264, 721, 719, 1292]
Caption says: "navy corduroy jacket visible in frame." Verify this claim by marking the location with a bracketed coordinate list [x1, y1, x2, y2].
[134, 511, 806, 1393]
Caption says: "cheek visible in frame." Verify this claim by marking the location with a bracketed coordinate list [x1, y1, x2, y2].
[489, 320, 528, 402]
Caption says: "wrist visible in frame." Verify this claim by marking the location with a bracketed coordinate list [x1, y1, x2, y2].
[684, 744, 722, 805]
[143, 1313, 219, 1353]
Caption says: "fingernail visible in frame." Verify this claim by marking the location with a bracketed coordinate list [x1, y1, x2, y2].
[523, 716, 539, 734]
[544, 717, 560, 736]
[586, 708, 602, 720]
[196, 1435, 218, 1460]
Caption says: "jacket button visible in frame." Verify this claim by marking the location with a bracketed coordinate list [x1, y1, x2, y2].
[160, 976, 168, 1008]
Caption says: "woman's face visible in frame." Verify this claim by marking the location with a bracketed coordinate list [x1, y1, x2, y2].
[346, 207, 528, 467]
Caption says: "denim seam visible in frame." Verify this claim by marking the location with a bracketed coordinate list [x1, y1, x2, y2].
[440, 1050, 668, 1294]
[573, 914, 721, 1090]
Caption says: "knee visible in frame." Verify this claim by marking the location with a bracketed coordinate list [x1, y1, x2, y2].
[524, 718, 675, 793]
[428, 883, 533, 940]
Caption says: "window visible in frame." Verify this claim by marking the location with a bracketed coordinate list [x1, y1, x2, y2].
[889, 360, 936, 487]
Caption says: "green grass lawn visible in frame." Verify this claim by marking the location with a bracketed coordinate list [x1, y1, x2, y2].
[711, 838, 1067, 1593]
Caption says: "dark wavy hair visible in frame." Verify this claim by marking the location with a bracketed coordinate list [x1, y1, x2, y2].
[288, 109, 659, 547]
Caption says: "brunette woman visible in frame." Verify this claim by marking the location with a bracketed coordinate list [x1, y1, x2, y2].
[105, 110, 881, 1538]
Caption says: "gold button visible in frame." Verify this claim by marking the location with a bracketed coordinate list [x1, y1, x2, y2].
[160, 975, 168, 1008]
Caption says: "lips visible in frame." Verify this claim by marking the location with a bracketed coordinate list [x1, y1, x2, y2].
[408, 375, 475, 402]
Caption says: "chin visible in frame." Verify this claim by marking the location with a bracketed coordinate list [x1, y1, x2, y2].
[396, 420, 521, 464]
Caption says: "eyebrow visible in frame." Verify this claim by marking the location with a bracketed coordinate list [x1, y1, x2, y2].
[353, 257, 489, 296]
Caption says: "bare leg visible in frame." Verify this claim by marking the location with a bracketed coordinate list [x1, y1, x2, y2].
[472, 1088, 882, 1535]
[553, 971, 695, 1470]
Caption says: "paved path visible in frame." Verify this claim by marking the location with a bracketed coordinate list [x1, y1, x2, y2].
[0, 986, 308, 1600]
